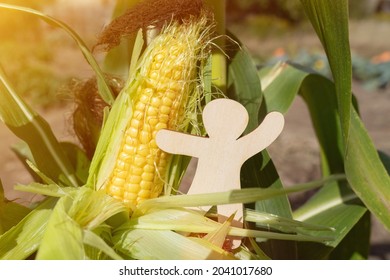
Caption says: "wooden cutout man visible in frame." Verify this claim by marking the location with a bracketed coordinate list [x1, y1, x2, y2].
[156, 99, 284, 225]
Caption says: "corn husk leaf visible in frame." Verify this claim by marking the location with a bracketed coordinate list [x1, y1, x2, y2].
[0, 198, 56, 260]
[37, 187, 127, 259]
[123, 207, 333, 243]
[114, 228, 236, 260]
[136, 174, 344, 214]
[14, 182, 75, 198]
[203, 214, 233, 247]
[87, 82, 135, 189]
[82, 229, 123, 260]
[36, 195, 85, 259]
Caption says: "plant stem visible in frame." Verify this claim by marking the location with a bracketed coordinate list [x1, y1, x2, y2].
[205, 0, 227, 94]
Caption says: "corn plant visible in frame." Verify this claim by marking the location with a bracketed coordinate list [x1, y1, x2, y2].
[0, 0, 389, 260]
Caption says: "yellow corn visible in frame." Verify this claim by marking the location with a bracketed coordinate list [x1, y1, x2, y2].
[104, 17, 208, 210]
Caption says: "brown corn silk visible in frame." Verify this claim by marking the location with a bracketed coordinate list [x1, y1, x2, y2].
[95, 0, 204, 51]
[72, 77, 122, 159]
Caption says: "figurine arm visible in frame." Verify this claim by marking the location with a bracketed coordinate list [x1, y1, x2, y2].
[239, 111, 284, 159]
[156, 129, 205, 158]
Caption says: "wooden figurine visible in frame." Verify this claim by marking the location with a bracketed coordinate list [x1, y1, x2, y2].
[156, 98, 284, 229]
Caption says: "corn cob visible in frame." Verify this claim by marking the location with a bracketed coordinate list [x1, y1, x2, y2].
[96, 17, 209, 210]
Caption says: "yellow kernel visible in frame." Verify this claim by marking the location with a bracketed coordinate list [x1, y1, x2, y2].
[128, 127, 138, 138]
[150, 71, 159, 80]
[147, 106, 158, 116]
[152, 62, 161, 70]
[140, 181, 153, 190]
[140, 94, 150, 104]
[162, 96, 173, 107]
[143, 123, 152, 132]
[160, 105, 171, 115]
[150, 97, 161, 107]
[159, 114, 169, 124]
[133, 110, 144, 120]
[144, 88, 154, 96]
[155, 122, 167, 130]
[107, 185, 123, 196]
[137, 144, 149, 157]
[116, 159, 129, 170]
[138, 189, 151, 199]
[123, 143, 136, 155]
[139, 131, 152, 144]
[118, 151, 130, 161]
[135, 102, 146, 111]
[125, 183, 140, 193]
[146, 117, 159, 126]
[150, 139, 158, 148]
[154, 53, 165, 63]
[111, 177, 125, 186]
[130, 166, 143, 176]
[133, 155, 146, 167]
[166, 90, 177, 100]
[130, 119, 140, 129]
[142, 172, 154, 182]
[114, 170, 127, 179]
[128, 175, 142, 184]
[123, 192, 137, 201]
[162, 68, 172, 78]
[144, 164, 155, 173]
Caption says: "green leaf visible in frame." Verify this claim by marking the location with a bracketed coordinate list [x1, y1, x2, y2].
[0, 3, 114, 104]
[300, 0, 352, 142]
[293, 181, 367, 259]
[0, 67, 79, 187]
[0, 198, 56, 260]
[102, 0, 142, 79]
[300, 0, 390, 232]
[0, 181, 31, 235]
[227, 45, 262, 133]
[127, 207, 332, 240]
[328, 212, 370, 260]
[257, 63, 372, 258]
[344, 109, 390, 229]
[136, 175, 344, 213]
[227, 41, 297, 259]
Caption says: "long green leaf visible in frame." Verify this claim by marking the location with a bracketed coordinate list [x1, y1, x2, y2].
[0, 3, 114, 104]
[300, 0, 352, 142]
[300, 0, 390, 232]
[136, 175, 344, 213]
[0, 66, 78, 187]
[227, 42, 297, 259]
[259, 63, 369, 258]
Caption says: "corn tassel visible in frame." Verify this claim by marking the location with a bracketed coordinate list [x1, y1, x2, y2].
[92, 16, 209, 210]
